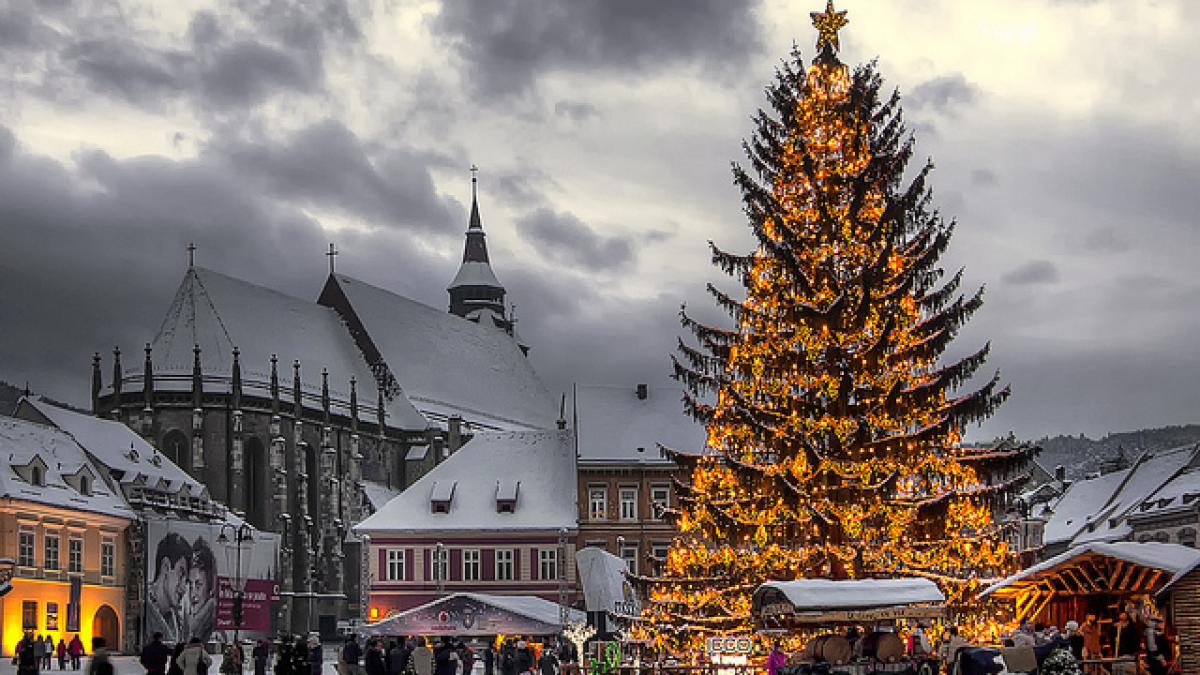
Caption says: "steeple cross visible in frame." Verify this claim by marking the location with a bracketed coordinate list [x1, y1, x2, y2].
[327, 242, 338, 274]
[187, 242, 196, 268]
[470, 164, 479, 200]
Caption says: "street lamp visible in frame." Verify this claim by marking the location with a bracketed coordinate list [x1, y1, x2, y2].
[557, 528, 569, 629]
[217, 522, 255, 646]
[434, 542, 445, 594]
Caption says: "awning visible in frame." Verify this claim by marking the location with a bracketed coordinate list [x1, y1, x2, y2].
[752, 578, 945, 624]
[361, 593, 585, 637]
[980, 542, 1200, 599]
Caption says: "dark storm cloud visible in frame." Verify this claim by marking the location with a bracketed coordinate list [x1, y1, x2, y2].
[516, 208, 635, 271]
[1002, 260, 1059, 285]
[207, 120, 462, 233]
[431, 0, 763, 97]
[906, 73, 979, 114]
[2, 0, 363, 110]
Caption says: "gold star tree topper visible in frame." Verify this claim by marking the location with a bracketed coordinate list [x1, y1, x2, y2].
[810, 0, 849, 52]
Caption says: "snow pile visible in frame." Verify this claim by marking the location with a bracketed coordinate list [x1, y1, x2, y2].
[756, 578, 944, 611]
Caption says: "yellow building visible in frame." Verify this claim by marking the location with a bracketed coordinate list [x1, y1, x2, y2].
[0, 417, 134, 656]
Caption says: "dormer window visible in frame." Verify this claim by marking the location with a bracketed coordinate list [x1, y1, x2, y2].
[430, 480, 456, 514]
[79, 475, 91, 496]
[30, 466, 44, 487]
[496, 480, 519, 514]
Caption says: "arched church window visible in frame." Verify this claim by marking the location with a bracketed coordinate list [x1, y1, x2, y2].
[162, 430, 191, 471]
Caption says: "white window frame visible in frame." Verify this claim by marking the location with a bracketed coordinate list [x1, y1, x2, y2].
[495, 549, 514, 581]
[44, 533, 60, 572]
[539, 549, 558, 581]
[463, 549, 480, 581]
[100, 539, 115, 578]
[621, 544, 639, 576]
[68, 537, 83, 574]
[588, 486, 608, 521]
[650, 484, 670, 520]
[386, 549, 405, 581]
[18, 530, 35, 568]
[619, 487, 638, 521]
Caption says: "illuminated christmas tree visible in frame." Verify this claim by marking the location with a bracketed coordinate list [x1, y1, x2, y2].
[644, 2, 1015, 650]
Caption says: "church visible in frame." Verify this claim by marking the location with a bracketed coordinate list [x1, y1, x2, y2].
[91, 173, 558, 635]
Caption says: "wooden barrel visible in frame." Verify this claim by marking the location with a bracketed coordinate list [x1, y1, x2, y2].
[861, 631, 904, 662]
[809, 635, 852, 665]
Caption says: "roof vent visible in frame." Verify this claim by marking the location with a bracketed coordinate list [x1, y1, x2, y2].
[636, 384, 648, 400]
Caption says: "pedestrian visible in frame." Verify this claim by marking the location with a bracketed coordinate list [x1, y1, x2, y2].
[57, 640, 68, 671]
[458, 643, 473, 675]
[387, 640, 407, 675]
[85, 639, 112, 675]
[513, 642, 531, 675]
[308, 636, 322, 675]
[44, 636, 55, 671]
[535, 647, 555, 675]
[17, 632, 40, 675]
[34, 635, 47, 672]
[939, 626, 969, 675]
[766, 641, 786, 675]
[274, 637, 294, 675]
[68, 636, 85, 671]
[908, 622, 932, 658]
[366, 641, 386, 675]
[221, 645, 243, 675]
[1111, 611, 1141, 675]
[168, 643, 186, 675]
[253, 641, 270, 675]
[289, 636, 310, 675]
[141, 632, 172, 675]
[179, 638, 212, 675]
[407, 640, 433, 675]
[1145, 617, 1168, 675]
[1064, 621, 1084, 661]
[481, 645, 493, 675]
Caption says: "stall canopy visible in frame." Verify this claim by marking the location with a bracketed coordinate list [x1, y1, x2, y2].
[979, 542, 1200, 623]
[361, 593, 585, 637]
[752, 578, 945, 625]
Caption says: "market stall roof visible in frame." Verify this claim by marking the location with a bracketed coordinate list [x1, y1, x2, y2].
[752, 578, 945, 624]
[981, 542, 1200, 599]
[361, 593, 585, 637]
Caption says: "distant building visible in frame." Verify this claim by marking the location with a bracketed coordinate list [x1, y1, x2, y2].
[354, 430, 578, 618]
[1038, 444, 1200, 560]
[0, 417, 135, 656]
[572, 384, 706, 580]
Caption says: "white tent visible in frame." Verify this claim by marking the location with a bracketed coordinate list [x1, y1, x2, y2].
[361, 593, 585, 637]
[752, 578, 946, 624]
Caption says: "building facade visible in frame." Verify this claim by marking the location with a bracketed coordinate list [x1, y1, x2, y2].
[0, 418, 135, 656]
[355, 430, 578, 618]
[573, 384, 705, 579]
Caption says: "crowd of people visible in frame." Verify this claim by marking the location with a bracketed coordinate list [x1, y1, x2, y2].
[11, 633, 88, 674]
[1002, 608, 1173, 675]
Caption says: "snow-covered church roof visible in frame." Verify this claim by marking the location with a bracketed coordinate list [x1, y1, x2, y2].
[573, 384, 706, 464]
[328, 274, 556, 431]
[354, 429, 577, 534]
[0, 416, 135, 519]
[147, 267, 428, 430]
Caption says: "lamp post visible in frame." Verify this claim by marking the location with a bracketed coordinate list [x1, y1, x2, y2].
[434, 542, 445, 594]
[218, 522, 255, 646]
[557, 527, 569, 629]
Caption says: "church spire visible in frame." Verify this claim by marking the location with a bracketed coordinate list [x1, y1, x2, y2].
[448, 165, 509, 326]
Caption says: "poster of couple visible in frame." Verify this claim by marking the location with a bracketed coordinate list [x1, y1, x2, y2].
[144, 519, 280, 645]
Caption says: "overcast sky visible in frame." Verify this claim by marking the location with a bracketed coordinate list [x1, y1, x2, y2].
[1, 0, 1198, 441]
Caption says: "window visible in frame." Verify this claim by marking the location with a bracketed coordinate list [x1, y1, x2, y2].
[432, 547, 448, 582]
[18, 531, 35, 567]
[22, 601, 37, 630]
[79, 475, 91, 496]
[386, 549, 405, 581]
[101, 540, 115, 578]
[46, 603, 58, 631]
[621, 545, 639, 576]
[650, 485, 670, 519]
[651, 541, 670, 561]
[44, 534, 60, 571]
[539, 549, 558, 581]
[588, 487, 607, 521]
[68, 538, 83, 574]
[30, 466, 43, 487]
[495, 549, 514, 581]
[619, 487, 638, 521]
[463, 549, 480, 581]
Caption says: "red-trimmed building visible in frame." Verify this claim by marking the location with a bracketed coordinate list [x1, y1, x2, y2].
[353, 430, 578, 619]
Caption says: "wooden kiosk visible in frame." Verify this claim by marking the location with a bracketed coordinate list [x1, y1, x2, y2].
[751, 578, 947, 674]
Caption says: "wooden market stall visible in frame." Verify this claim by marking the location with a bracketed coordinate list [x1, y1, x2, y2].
[979, 541, 1200, 629]
[1155, 558, 1200, 673]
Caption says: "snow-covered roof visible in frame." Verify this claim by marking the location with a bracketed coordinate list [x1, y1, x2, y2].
[354, 430, 577, 533]
[981, 542, 1200, 597]
[330, 274, 555, 431]
[21, 397, 201, 492]
[148, 267, 428, 430]
[1042, 469, 1128, 545]
[361, 480, 401, 513]
[754, 578, 945, 612]
[1132, 467, 1200, 521]
[449, 261, 502, 289]
[0, 417, 135, 519]
[574, 384, 706, 464]
[1071, 446, 1197, 545]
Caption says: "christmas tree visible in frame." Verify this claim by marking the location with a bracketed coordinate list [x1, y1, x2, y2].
[644, 1, 1014, 650]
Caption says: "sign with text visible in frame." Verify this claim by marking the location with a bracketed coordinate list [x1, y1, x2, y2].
[705, 636, 753, 657]
[215, 578, 279, 632]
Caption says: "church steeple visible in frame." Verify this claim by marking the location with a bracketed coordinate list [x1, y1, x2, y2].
[448, 165, 509, 326]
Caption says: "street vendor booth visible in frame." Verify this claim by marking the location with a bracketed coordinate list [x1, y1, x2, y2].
[752, 578, 946, 673]
[1156, 557, 1200, 673]
[979, 541, 1200, 628]
[361, 592, 585, 638]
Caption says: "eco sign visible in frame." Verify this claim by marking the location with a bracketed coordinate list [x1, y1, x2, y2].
[705, 636, 753, 656]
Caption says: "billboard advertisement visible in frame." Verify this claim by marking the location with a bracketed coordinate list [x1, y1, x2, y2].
[144, 519, 279, 644]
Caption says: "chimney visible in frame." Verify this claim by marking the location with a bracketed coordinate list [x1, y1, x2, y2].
[1054, 464, 1066, 483]
[448, 416, 463, 453]
[636, 383, 648, 400]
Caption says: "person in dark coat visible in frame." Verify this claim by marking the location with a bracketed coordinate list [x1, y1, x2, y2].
[309, 637, 322, 675]
[536, 649, 556, 675]
[16, 633, 40, 675]
[386, 640, 408, 675]
[253, 641, 271, 675]
[275, 637, 295, 675]
[365, 641, 386, 675]
[512, 643, 532, 675]
[141, 632, 173, 675]
[289, 637, 310, 675]
[85, 639, 113, 675]
[497, 642, 514, 675]
[481, 646, 493, 675]
[167, 642, 186, 675]
[68, 636, 85, 671]
[433, 640, 452, 675]
[57, 640, 68, 671]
